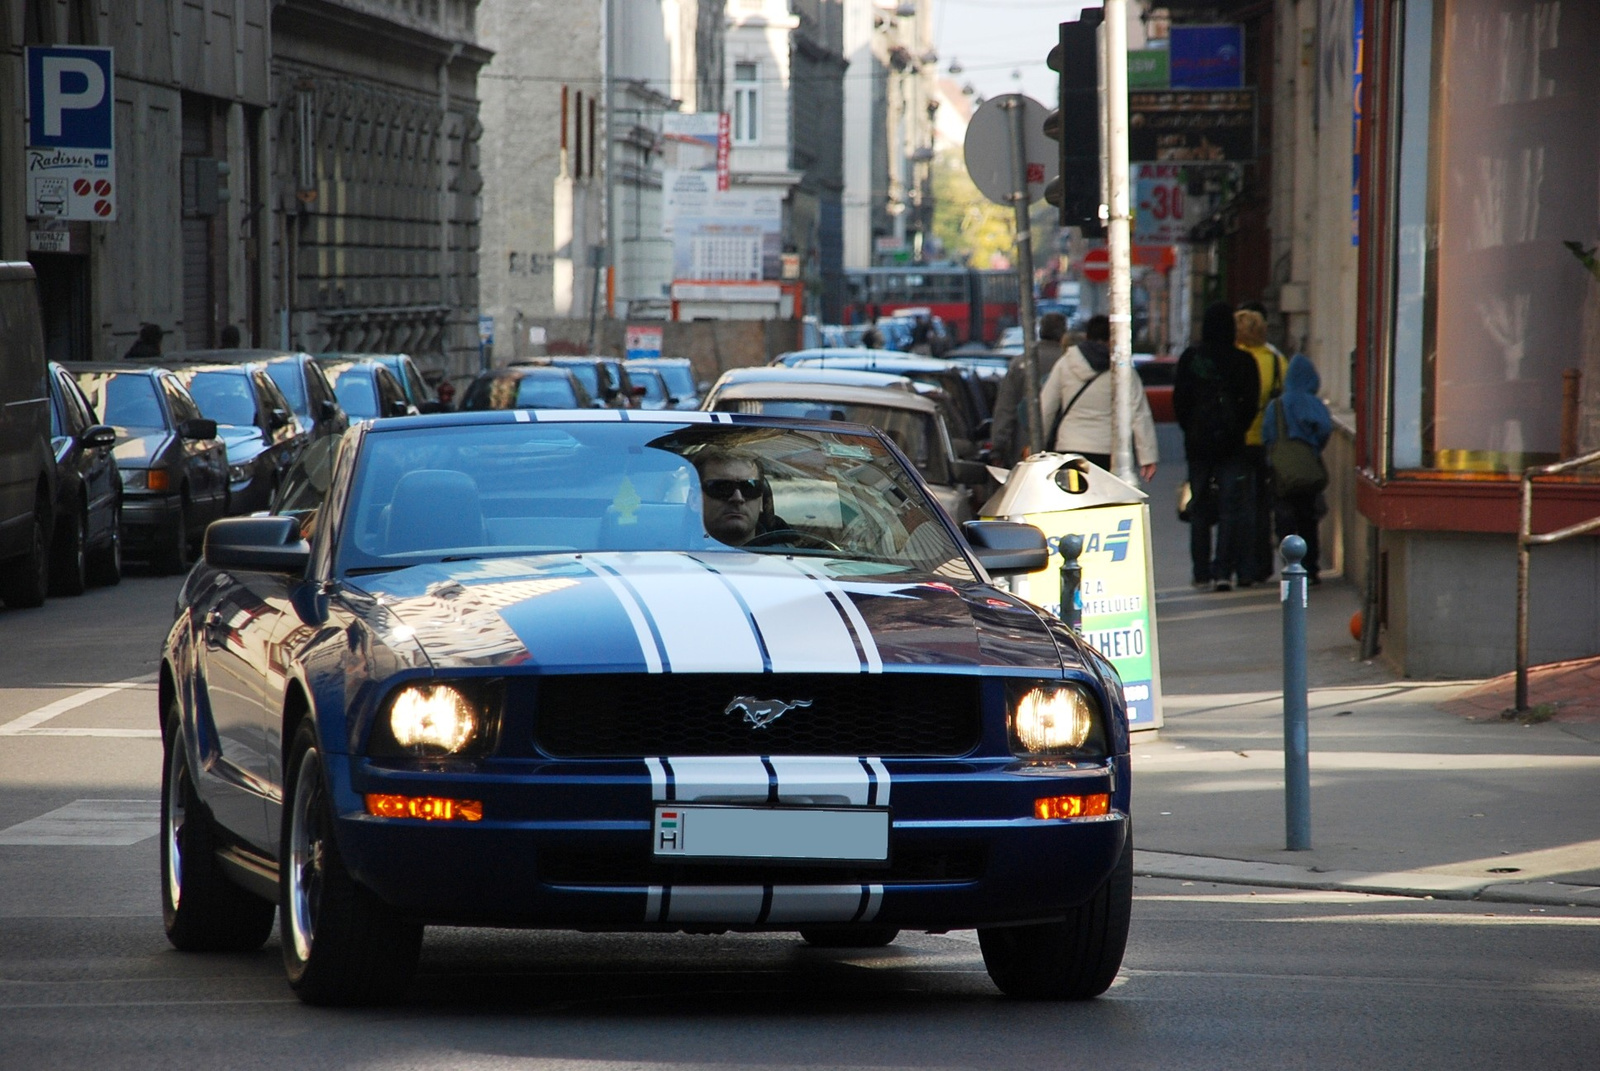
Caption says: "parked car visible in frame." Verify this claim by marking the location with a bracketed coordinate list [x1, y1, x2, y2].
[316, 357, 417, 422]
[44, 362, 121, 593]
[625, 357, 701, 409]
[160, 410, 1130, 1005]
[69, 364, 229, 574]
[325, 352, 443, 413]
[165, 362, 306, 515]
[459, 365, 596, 411]
[170, 349, 347, 443]
[629, 367, 673, 411]
[537, 356, 643, 409]
[705, 380, 987, 521]
[700, 366, 919, 410]
[773, 350, 992, 458]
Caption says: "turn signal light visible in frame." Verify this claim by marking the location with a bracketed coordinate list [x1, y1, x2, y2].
[147, 468, 170, 492]
[1034, 793, 1110, 820]
[365, 793, 483, 822]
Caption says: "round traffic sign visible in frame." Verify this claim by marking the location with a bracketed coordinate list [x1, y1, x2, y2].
[1081, 247, 1110, 283]
[962, 94, 1059, 207]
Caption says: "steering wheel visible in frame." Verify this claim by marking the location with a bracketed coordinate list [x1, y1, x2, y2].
[744, 528, 843, 552]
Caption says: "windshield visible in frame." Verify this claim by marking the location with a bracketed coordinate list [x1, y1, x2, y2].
[79, 372, 164, 430]
[635, 371, 667, 403]
[555, 363, 601, 396]
[336, 421, 970, 577]
[712, 399, 946, 484]
[265, 362, 308, 416]
[332, 369, 379, 418]
[184, 371, 257, 427]
[655, 364, 695, 398]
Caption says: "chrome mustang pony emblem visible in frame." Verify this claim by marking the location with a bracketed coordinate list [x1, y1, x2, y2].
[724, 696, 812, 730]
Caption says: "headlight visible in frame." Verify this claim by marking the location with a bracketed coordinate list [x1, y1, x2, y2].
[370, 681, 502, 758]
[1008, 683, 1104, 757]
[121, 469, 147, 491]
[228, 463, 251, 483]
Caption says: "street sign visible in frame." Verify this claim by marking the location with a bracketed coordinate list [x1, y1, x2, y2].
[625, 325, 663, 360]
[1169, 25, 1244, 89]
[25, 46, 116, 222]
[963, 94, 1058, 206]
[1129, 90, 1256, 163]
[478, 314, 494, 345]
[1081, 247, 1110, 284]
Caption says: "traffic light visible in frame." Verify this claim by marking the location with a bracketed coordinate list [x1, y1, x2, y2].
[1045, 9, 1104, 236]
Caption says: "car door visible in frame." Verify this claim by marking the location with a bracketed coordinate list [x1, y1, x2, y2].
[373, 365, 413, 417]
[303, 359, 347, 438]
[56, 369, 118, 546]
[161, 374, 228, 520]
[254, 369, 301, 478]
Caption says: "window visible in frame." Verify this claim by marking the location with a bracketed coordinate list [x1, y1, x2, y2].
[733, 62, 760, 145]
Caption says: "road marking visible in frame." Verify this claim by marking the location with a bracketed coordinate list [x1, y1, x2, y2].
[0, 674, 158, 738]
[0, 799, 159, 846]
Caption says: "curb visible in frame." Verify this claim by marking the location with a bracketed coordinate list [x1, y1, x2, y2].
[1135, 850, 1600, 908]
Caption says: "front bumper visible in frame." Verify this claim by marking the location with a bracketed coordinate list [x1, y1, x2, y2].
[326, 754, 1130, 930]
[121, 493, 182, 547]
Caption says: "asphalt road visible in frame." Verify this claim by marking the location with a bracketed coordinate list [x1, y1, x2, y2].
[2, 571, 1598, 1070]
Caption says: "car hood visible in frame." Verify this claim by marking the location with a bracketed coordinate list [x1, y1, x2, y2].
[344, 550, 1069, 675]
[217, 425, 268, 462]
[111, 429, 173, 468]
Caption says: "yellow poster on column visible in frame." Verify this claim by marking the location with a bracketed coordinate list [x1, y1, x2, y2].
[1010, 503, 1163, 730]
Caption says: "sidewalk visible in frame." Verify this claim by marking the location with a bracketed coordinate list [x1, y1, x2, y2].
[1126, 428, 1600, 907]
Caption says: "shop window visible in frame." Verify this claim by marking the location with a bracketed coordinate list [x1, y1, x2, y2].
[1389, 0, 1600, 473]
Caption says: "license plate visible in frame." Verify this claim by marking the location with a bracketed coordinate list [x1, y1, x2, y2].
[653, 805, 889, 863]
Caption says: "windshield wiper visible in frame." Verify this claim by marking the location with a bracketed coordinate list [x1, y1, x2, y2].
[344, 564, 405, 576]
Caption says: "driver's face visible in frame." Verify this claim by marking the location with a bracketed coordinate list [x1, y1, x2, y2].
[700, 458, 763, 546]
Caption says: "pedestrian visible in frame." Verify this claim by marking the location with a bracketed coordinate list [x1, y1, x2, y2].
[1235, 305, 1289, 583]
[1262, 353, 1332, 585]
[1173, 303, 1260, 591]
[435, 378, 456, 411]
[989, 312, 1068, 467]
[1038, 314, 1159, 481]
[861, 326, 885, 350]
[219, 324, 242, 348]
[910, 314, 933, 355]
[122, 323, 163, 360]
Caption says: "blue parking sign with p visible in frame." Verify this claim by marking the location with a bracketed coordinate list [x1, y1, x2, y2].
[27, 46, 114, 150]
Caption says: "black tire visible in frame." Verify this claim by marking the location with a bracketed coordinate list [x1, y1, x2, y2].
[281, 719, 422, 1005]
[87, 502, 122, 587]
[161, 701, 276, 952]
[50, 505, 88, 597]
[153, 499, 190, 576]
[799, 925, 901, 948]
[978, 829, 1133, 1000]
[0, 508, 50, 609]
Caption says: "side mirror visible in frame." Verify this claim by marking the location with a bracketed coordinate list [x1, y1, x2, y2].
[415, 400, 443, 414]
[961, 520, 1048, 577]
[950, 436, 978, 459]
[268, 408, 291, 430]
[318, 399, 341, 421]
[79, 424, 118, 449]
[950, 459, 989, 486]
[203, 516, 311, 574]
[180, 417, 219, 440]
[386, 398, 412, 417]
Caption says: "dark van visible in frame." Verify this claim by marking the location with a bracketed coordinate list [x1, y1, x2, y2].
[0, 263, 53, 608]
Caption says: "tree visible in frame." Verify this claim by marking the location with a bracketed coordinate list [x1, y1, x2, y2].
[931, 147, 1020, 269]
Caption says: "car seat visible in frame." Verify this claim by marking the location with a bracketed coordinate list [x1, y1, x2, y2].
[385, 469, 487, 555]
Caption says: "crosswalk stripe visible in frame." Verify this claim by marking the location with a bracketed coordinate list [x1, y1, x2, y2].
[0, 799, 159, 846]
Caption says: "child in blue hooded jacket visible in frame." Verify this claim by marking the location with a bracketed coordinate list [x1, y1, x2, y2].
[1261, 354, 1332, 584]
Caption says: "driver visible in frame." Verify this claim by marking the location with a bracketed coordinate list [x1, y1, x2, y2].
[695, 449, 772, 547]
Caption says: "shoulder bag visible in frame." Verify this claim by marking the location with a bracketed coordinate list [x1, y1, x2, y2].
[1269, 402, 1328, 496]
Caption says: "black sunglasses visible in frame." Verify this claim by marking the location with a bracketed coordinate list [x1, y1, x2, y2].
[702, 478, 765, 501]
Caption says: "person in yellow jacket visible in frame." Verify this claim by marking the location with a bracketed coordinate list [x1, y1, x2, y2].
[1234, 305, 1288, 583]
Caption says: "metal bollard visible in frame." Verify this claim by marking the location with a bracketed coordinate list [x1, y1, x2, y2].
[1058, 533, 1084, 630]
[1280, 534, 1311, 850]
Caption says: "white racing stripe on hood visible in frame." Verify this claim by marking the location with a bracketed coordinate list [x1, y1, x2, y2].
[785, 560, 884, 673]
[589, 568, 665, 672]
[703, 558, 862, 673]
[589, 553, 764, 673]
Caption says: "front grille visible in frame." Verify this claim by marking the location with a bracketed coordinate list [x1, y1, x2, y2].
[532, 673, 982, 758]
[539, 846, 986, 887]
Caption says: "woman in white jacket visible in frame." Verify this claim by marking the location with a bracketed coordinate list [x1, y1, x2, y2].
[1038, 314, 1159, 482]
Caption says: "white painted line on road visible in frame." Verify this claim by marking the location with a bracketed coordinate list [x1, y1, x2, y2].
[11, 728, 160, 738]
[0, 674, 158, 737]
[0, 799, 159, 846]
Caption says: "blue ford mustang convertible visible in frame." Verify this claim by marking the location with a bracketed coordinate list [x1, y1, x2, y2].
[160, 410, 1132, 1005]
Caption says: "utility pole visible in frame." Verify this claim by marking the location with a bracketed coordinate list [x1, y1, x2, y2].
[1004, 96, 1044, 455]
[1103, 0, 1136, 484]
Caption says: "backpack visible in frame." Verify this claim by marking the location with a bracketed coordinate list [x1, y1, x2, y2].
[1269, 402, 1329, 495]
[1182, 351, 1245, 458]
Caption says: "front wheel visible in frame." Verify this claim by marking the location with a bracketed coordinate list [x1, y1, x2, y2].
[0, 509, 50, 609]
[87, 502, 122, 587]
[281, 719, 422, 1005]
[160, 702, 276, 951]
[49, 506, 87, 596]
[153, 500, 190, 575]
[978, 828, 1133, 1000]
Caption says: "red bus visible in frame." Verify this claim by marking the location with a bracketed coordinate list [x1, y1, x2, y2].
[842, 268, 1020, 344]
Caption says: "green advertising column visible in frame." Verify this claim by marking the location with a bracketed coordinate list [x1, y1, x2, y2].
[981, 453, 1163, 731]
